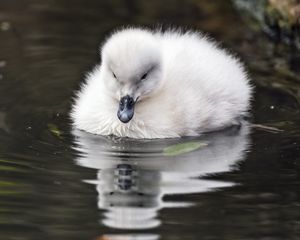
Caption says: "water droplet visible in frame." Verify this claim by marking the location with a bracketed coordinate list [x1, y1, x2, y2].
[0, 61, 6, 68]
[0, 22, 11, 31]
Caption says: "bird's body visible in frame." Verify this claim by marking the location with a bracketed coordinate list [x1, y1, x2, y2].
[71, 28, 252, 139]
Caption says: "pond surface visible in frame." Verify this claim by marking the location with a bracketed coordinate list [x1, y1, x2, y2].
[0, 1, 300, 240]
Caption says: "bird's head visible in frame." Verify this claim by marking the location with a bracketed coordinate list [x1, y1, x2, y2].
[100, 28, 163, 123]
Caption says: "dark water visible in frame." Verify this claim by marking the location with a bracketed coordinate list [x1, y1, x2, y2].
[0, 1, 300, 240]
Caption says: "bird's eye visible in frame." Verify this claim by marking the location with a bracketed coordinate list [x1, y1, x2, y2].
[140, 73, 148, 81]
[112, 72, 117, 79]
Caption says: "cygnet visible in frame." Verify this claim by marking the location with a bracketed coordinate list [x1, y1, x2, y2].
[71, 27, 252, 138]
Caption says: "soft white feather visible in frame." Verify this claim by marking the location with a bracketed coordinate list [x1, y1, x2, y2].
[71, 27, 252, 139]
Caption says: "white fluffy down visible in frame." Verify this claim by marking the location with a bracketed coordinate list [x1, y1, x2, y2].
[71, 27, 252, 139]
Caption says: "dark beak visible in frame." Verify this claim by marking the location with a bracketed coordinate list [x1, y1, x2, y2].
[117, 95, 135, 123]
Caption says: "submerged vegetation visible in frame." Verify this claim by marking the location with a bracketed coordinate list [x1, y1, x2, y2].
[233, 0, 300, 47]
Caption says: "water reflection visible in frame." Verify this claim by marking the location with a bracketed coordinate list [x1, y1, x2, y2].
[73, 124, 251, 230]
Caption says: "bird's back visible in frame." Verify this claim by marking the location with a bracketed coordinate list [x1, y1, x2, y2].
[154, 31, 252, 134]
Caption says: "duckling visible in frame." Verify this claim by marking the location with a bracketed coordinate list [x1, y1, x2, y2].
[71, 27, 252, 139]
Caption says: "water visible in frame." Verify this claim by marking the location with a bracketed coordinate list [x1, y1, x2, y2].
[0, 1, 300, 239]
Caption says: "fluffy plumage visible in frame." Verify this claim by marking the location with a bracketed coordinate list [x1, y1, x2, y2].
[71, 27, 252, 139]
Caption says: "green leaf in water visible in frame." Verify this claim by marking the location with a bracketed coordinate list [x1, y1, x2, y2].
[163, 141, 208, 156]
[0, 165, 25, 172]
[0, 181, 17, 187]
[48, 123, 63, 138]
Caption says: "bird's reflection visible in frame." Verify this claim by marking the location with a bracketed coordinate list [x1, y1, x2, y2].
[73, 124, 251, 231]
